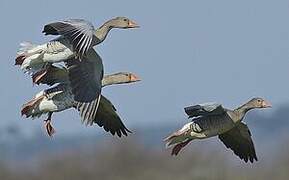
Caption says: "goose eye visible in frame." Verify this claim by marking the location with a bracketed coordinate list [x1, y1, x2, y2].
[124, 19, 128, 22]
[257, 99, 261, 102]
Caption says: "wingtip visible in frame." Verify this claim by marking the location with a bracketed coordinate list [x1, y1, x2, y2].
[113, 127, 132, 138]
[116, 130, 121, 137]
[125, 127, 132, 134]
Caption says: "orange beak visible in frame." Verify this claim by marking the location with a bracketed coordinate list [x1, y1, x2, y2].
[262, 100, 272, 108]
[128, 20, 140, 28]
[129, 73, 141, 82]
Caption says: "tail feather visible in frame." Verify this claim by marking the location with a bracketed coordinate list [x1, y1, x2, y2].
[21, 105, 32, 117]
[18, 42, 36, 55]
[15, 54, 27, 65]
[15, 42, 36, 65]
[164, 122, 193, 155]
[164, 131, 185, 147]
[15, 41, 44, 74]
[164, 122, 193, 147]
[21, 95, 45, 118]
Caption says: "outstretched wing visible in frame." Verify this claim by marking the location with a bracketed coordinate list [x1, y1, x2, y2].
[94, 95, 131, 137]
[65, 49, 103, 102]
[65, 49, 103, 125]
[43, 19, 95, 56]
[184, 102, 225, 118]
[218, 123, 257, 163]
[76, 96, 101, 126]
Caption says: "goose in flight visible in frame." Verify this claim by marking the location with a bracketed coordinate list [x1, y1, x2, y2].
[15, 17, 139, 75]
[21, 69, 140, 137]
[164, 98, 271, 163]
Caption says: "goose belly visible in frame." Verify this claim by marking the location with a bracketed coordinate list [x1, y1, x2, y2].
[38, 99, 59, 112]
[38, 97, 73, 113]
[191, 114, 235, 138]
[26, 97, 58, 119]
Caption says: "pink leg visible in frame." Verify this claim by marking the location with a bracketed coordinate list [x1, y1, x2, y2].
[44, 112, 55, 137]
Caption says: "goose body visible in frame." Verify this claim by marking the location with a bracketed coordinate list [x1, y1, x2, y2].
[21, 71, 140, 137]
[164, 98, 271, 163]
[185, 111, 236, 138]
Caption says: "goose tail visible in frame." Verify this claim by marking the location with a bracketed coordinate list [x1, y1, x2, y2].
[21, 92, 45, 118]
[15, 42, 36, 66]
[163, 122, 193, 155]
[15, 42, 45, 75]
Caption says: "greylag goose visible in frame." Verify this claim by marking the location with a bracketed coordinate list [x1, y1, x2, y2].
[15, 17, 139, 74]
[164, 98, 271, 163]
[21, 71, 140, 137]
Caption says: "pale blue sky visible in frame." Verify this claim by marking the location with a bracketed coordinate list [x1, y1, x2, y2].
[0, 0, 288, 136]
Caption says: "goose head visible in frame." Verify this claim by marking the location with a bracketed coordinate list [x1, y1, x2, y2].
[102, 72, 141, 87]
[246, 97, 272, 109]
[107, 17, 139, 29]
[111, 72, 141, 83]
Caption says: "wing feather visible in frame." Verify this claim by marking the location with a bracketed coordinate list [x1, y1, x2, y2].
[65, 49, 103, 125]
[76, 96, 100, 125]
[218, 123, 257, 163]
[65, 49, 103, 103]
[43, 19, 95, 56]
[93, 95, 131, 137]
[184, 102, 225, 118]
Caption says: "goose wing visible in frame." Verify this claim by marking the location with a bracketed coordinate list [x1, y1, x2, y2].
[43, 19, 95, 56]
[218, 122, 257, 163]
[65, 49, 103, 125]
[65, 49, 103, 102]
[94, 95, 131, 137]
[184, 102, 225, 118]
[33, 65, 69, 86]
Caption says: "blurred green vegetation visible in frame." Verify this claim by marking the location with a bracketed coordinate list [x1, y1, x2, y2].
[0, 137, 288, 180]
[0, 105, 288, 180]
